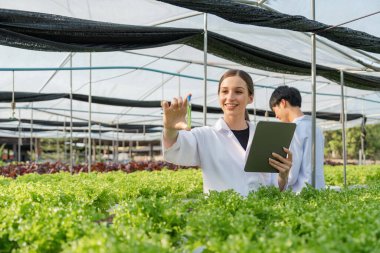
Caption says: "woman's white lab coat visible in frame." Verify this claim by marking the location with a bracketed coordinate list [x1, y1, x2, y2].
[163, 118, 279, 196]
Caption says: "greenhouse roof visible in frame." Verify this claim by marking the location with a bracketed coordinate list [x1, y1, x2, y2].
[0, 0, 379, 140]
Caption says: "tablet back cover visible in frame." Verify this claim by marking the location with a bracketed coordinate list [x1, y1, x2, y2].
[244, 121, 296, 173]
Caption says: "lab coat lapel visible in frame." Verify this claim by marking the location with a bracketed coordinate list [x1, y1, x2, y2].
[245, 121, 256, 161]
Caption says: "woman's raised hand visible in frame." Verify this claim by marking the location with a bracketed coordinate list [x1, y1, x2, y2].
[162, 94, 191, 131]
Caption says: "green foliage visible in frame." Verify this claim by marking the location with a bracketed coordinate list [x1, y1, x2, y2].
[324, 129, 342, 157]
[0, 143, 5, 155]
[0, 144, 6, 166]
[0, 168, 379, 252]
[365, 124, 380, 160]
[39, 138, 83, 162]
[324, 165, 380, 186]
[324, 123, 380, 160]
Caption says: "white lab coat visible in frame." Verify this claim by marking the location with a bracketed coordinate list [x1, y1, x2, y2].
[288, 115, 326, 192]
[163, 118, 279, 196]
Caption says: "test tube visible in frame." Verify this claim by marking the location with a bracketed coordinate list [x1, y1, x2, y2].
[187, 95, 192, 129]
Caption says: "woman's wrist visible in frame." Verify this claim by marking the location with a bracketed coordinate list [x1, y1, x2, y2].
[163, 128, 179, 149]
[163, 128, 179, 140]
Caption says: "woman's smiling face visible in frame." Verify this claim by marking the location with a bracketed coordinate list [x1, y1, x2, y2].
[218, 75, 253, 118]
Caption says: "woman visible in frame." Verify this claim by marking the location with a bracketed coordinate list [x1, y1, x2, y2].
[161, 69, 292, 196]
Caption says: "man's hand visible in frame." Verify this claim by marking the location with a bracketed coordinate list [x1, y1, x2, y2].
[269, 147, 292, 191]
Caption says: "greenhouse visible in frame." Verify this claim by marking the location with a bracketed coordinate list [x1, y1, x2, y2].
[0, 0, 379, 252]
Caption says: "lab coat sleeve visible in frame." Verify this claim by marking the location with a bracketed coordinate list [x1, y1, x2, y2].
[288, 132, 310, 186]
[162, 130, 201, 167]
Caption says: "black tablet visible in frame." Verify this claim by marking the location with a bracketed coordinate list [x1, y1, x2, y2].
[244, 121, 296, 173]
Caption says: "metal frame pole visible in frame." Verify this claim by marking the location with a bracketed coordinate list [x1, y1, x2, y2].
[63, 117, 66, 162]
[311, 0, 317, 188]
[11, 71, 16, 120]
[360, 99, 364, 165]
[84, 135, 87, 163]
[122, 130, 125, 160]
[362, 118, 366, 165]
[359, 118, 364, 165]
[203, 13, 208, 126]
[178, 75, 181, 97]
[69, 53, 74, 173]
[253, 93, 257, 124]
[129, 140, 132, 159]
[88, 53, 92, 172]
[18, 110, 21, 162]
[341, 70, 347, 187]
[98, 124, 102, 161]
[30, 103, 33, 161]
[56, 116, 60, 161]
[112, 139, 115, 162]
[35, 137, 38, 161]
[116, 122, 119, 163]
[92, 138, 96, 164]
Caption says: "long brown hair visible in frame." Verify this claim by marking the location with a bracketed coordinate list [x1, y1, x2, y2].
[218, 69, 254, 121]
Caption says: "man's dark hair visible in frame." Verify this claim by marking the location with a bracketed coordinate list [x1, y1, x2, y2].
[269, 85, 302, 111]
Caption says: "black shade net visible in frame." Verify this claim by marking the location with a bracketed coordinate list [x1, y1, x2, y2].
[0, 8, 200, 51]
[0, 126, 151, 134]
[0, 9, 380, 90]
[0, 118, 162, 132]
[190, 32, 380, 90]
[159, 0, 380, 54]
[0, 9, 379, 90]
[0, 92, 363, 122]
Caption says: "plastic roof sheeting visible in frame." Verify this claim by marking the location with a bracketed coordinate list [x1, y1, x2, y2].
[0, 0, 379, 140]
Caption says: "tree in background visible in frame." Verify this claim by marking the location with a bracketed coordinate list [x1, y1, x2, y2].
[324, 130, 342, 158]
[365, 124, 380, 161]
[324, 123, 380, 162]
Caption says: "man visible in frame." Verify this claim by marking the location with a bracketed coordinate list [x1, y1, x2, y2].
[269, 86, 325, 192]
